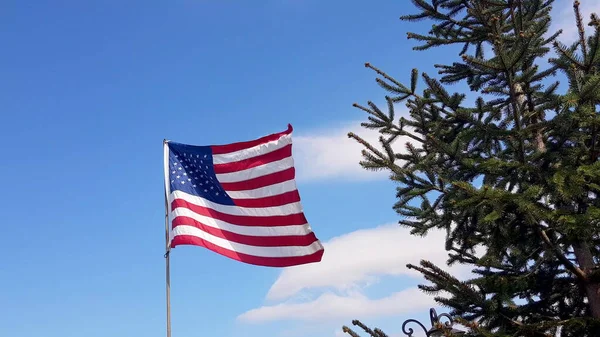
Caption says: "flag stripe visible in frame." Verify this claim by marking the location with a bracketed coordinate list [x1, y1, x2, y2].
[171, 235, 324, 267]
[232, 190, 300, 208]
[215, 157, 293, 183]
[171, 217, 318, 247]
[212, 134, 292, 165]
[171, 207, 312, 236]
[171, 225, 322, 257]
[171, 199, 308, 227]
[225, 180, 297, 200]
[213, 144, 292, 174]
[210, 124, 293, 155]
[220, 167, 295, 191]
[171, 190, 302, 215]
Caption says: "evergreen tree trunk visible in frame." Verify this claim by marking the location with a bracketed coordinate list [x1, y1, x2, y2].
[573, 241, 600, 318]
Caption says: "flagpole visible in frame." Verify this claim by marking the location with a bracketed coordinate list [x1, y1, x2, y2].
[165, 198, 171, 337]
[163, 139, 172, 337]
[165, 195, 171, 337]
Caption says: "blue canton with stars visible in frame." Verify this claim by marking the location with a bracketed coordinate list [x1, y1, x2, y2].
[167, 141, 235, 206]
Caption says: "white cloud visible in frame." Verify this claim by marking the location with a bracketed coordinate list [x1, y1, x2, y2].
[238, 287, 433, 323]
[552, 0, 599, 43]
[265, 224, 458, 301]
[293, 118, 412, 182]
[237, 224, 475, 324]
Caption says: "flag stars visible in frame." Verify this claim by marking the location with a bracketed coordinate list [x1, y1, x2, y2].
[168, 148, 230, 204]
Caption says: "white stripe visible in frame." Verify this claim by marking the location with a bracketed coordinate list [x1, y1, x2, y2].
[215, 157, 294, 183]
[170, 190, 303, 216]
[172, 225, 324, 257]
[226, 180, 297, 199]
[164, 141, 173, 246]
[172, 208, 313, 237]
[212, 134, 292, 165]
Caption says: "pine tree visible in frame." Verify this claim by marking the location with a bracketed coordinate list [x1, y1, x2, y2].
[343, 0, 600, 336]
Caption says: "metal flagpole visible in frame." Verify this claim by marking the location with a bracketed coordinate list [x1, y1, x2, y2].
[165, 198, 171, 337]
[164, 194, 171, 337]
[163, 139, 172, 337]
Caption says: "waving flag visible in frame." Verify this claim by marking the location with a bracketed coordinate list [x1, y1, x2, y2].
[162, 124, 324, 267]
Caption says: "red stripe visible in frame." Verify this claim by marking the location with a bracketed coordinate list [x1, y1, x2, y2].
[211, 124, 293, 155]
[220, 167, 296, 191]
[213, 144, 291, 174]
[171, 216, 317, 247]
[171, 199, 308, 227]
[232, 190, 301, 208]
[171, 235, 324, 267]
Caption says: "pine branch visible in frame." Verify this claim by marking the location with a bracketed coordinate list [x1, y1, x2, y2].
[574, 0, 588, 61]
[538, 228, 587, 282]
[342, 326, 361, 337]
[352, 320, 379, 337]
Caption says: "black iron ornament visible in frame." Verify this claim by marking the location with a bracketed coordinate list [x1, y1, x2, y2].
[401, 308, 465, 337]
[342, 307, 466, 337]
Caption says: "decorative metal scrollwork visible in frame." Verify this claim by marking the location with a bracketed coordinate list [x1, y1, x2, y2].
[430, 308, 453, 329]
[401, 308, 463, 337]
[401, 318, 429, 337]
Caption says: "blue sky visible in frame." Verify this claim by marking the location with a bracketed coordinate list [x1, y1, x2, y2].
[1, 1, 596, 337]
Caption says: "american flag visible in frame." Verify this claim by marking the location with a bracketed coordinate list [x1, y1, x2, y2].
[163, 124, 324, 267]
